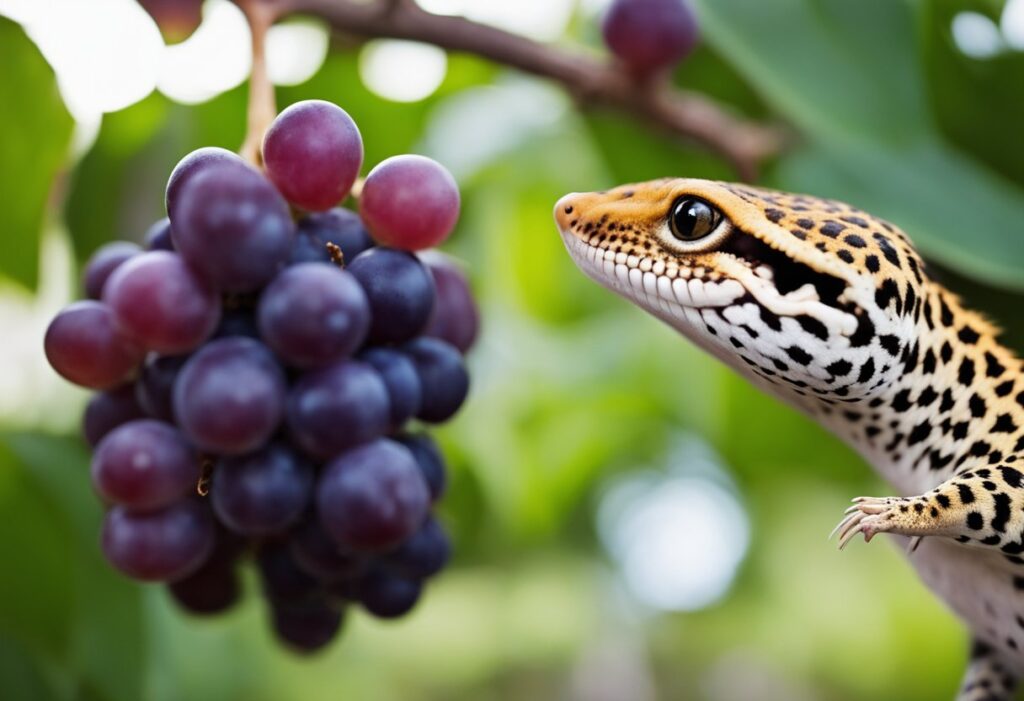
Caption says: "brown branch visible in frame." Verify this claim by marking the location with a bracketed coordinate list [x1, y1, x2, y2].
[278, 0, 784, 180]
[238, 0, 280, 165]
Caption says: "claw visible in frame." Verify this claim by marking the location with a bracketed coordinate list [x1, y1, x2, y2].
[838, 520, 864, 550]
[907, 536, 923, 554]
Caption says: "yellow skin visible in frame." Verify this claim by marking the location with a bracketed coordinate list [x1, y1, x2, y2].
[555, 179, 1024, 701]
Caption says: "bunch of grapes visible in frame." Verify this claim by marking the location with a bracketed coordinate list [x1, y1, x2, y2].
[601, 0, 699, 78]
[44, 100, 479, 652]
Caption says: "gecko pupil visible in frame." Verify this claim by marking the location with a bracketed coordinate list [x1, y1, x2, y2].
[669, 197, 720, 241]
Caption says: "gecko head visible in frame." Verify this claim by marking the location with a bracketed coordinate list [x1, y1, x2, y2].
[554, 178, 928, 405]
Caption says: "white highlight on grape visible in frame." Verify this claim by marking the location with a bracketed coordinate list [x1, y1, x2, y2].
[1002, 0, 1024, 50]
[416, 0, 573, 41]
[267, 20, 330, 86]
[951, 12, 1004, 59]
[359, 40, 448, 103]
[597, 436, 750, 612]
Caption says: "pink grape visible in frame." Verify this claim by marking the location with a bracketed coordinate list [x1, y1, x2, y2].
[359, 155, 460, 250]
[602, 0, 699, 76]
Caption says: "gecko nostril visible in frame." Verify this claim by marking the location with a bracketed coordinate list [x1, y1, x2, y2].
[564, 205, 574, 214]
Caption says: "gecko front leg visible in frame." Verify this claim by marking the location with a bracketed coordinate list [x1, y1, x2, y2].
[833, 467, 1024, 554]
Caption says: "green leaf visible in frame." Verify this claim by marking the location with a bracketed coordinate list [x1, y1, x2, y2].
[0, 17, 73, 289]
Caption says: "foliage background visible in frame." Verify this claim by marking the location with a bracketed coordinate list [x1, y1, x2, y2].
[2, 0, 1024, 699]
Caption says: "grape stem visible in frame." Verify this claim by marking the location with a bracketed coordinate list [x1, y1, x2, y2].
[238, 0, 279, 166]
[326, 242, 346, 268]
[275, 0, 784, 180]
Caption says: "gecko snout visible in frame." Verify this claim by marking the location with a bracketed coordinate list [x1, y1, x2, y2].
[554, 193, 581, 232]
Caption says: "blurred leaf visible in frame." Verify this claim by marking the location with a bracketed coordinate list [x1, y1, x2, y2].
[0, 17, 72, 289]
[693, 0, 1024, 290]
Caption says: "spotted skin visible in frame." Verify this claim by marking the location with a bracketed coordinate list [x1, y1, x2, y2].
[554, 179, 1024, 696]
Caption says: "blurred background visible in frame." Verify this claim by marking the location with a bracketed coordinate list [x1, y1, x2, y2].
[2, 0, 1024, 699]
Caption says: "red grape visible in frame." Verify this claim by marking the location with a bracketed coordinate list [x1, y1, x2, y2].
[602, 0, 699, 76]
[101, 500, 214, 582]
[289, 517, 366, 582]
[359, 155, 460, 250]
[45, 301, 143, 389]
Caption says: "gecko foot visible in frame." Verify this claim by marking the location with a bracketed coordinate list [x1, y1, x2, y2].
[831, 496, 921, 551]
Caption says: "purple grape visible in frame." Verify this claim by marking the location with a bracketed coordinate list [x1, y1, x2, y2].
[83, 384, 146, 447]
[316, 439, 429, 552]
[262, 100, 364, 212]
[421, 253, 479, 353]
[257, 264, 370, 368]
[173, 337, 287, 454]
[211, 443, 313, 536]
[144, 217, 174, 251]
[135, 353, 189, 421]
[103, 251, 221, 355]
[381, 517, 450, 580]
[92, 419, 199, 510]
[44, 301, 143, 390]
[213, 308, 260, 340]
[359, 347, 421, 430]
[289, 517, 366, 582]
[169, 560, 239, 615]
[101, 500, 214, 582]
[602, 0, 699, 76]
[289, 208, 374, 265]
[348, 248, 435, 344]
[356, 568, 422, 619]
[271, 599, 343, 652]
[165, 146, 245, 214]
[169, 160, 295, 292]
[83, 241, 141, 299]
[395, 433, 447, 502]
[402, 337, 469, 423]
[258, 542, 319, 602]
[359, 155, 460, 251]
[286, 360, 390, 460]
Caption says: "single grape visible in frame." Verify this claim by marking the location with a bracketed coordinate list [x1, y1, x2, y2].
[257, 542, 320, 602]
[138, 0, 202, 43]
[257, 264, 370, 368]
[359, 347, 421, 430]
[348, 248, 435, 343]
[83, 384, 146, 447]
[165, 146, 245, 214]
[420, 252, 479, 353]
[381, 517, 451, 580]
[173, 337, 287, 454]
[44, 301, 143, 389]
[135, 353, 189, 422]
[213, 308, 260, 340]
[262, 100, 363, 212]
[394, 433, 447, 502]
[92, 419, 199, 510]
[402, 337, 469, 423]
[103, 251, 221, 355]
[289, 517, 366, 582]
[356, 568, 422, 619]
[601, 0, 699, 76]
[211, 443, 313, 536]
[101, 500, 214, 582]
[169, 560, 240, 615]
[169, 160, 295, 292]
[83, 241, 141, 299]
[289, 208, 374, 265]
[286, 360, 390, 459]
[359, 155, 460, 250]
[316, 438, 429, 552]
[144, 217, 174, 251]
[271, 599, 343, 653]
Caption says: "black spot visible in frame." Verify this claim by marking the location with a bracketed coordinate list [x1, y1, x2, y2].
[820, 221, 845, 238]
[936, 493, 951, 508]
[840, 216, 869, 228]
[765, 208, 784, 223]
[873, 233, 901, 267]
[907, 420, 932, 446]
[969, 394, 987, 417]
[985, 352, 1006, 378]
[917, 387, 938, 407]
[958, 326, 981, 344]
[939, 389, 954, 413]
[892, 390, 912, 412]
[994, 493, 1012, 533]
[843, 234, 866, 249]
[1014, 577, 1024, 591]
[959, 358, 976, 385]
[826, 360, 853, 377]
[857, 358, 875, 383]
[958, 483, 976, 504]
[796, 218, 814, 230]
[970, 441, 992, 457]
[758, 305, 782, 332]
[875, 279, 899, 311]
[849, 313, 875, 347]
[785, 346, 813, 365]
[930, 451, 953, 469]
[864, 255, 880, 273]
[952, 421, 969, 440]
[921, 349, 936, 375]
[879, 335, 900, 356]
[796, 315, 828, 341]
[993, 414, 1018, 433]
[790, 229, 807, 240]
[837, 249, 854, 263]
[995, 380, 1015, 397]
[940, 341, 953, 363]
[939, 298, 954, 327]
[967, 511, 984, 530]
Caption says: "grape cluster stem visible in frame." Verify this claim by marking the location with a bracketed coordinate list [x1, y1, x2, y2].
[270, 0, 784, 180]
[237, 0, 280, 166]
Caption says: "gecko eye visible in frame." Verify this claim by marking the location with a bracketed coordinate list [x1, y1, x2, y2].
[669, 197, 721, 241]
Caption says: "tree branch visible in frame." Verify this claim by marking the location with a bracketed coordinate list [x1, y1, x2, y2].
[278, 0, 784, 180]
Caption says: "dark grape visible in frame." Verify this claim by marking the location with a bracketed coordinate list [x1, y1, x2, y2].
[601, 0, 698, 76]
[103, 251, 221, 355]
[169, 560, 240, 615]
[272, 599, 343, 652]
[165, 146, 245, 214]
[359, 347, 421, 430]
[257, 264, 370, 368]
[173, 337, 287, 454]
[169, 160, 295, 292]
[356, 568, 422, 619]
[135, 353, 189, 422]
[144, 217, 174, 251]
[83, 384, 145, 447]
[286, 360, 390, 459]
[359, 155, 460, 250]
[213, 308, 260, 340]
[289, 208, 374, 265]
[211, 443, 313, 536]
[138, 0, 202, 43]
[348, 248, 435, 343]
[92, 419, 199, 510]
[44, 301, 143, 389]
[257, 542, 319, 602]
[316, 439, 429, 552]
[83, 241, 140, 299]
[289, 517, 366, 582]
[402, 337, 469, 423]
[101, 500, 214, 582]
[421, 252, 479, 353]
[381, 517, 450, 580]
[395, 433, 447, 502]
[262, 100, 363, 212]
